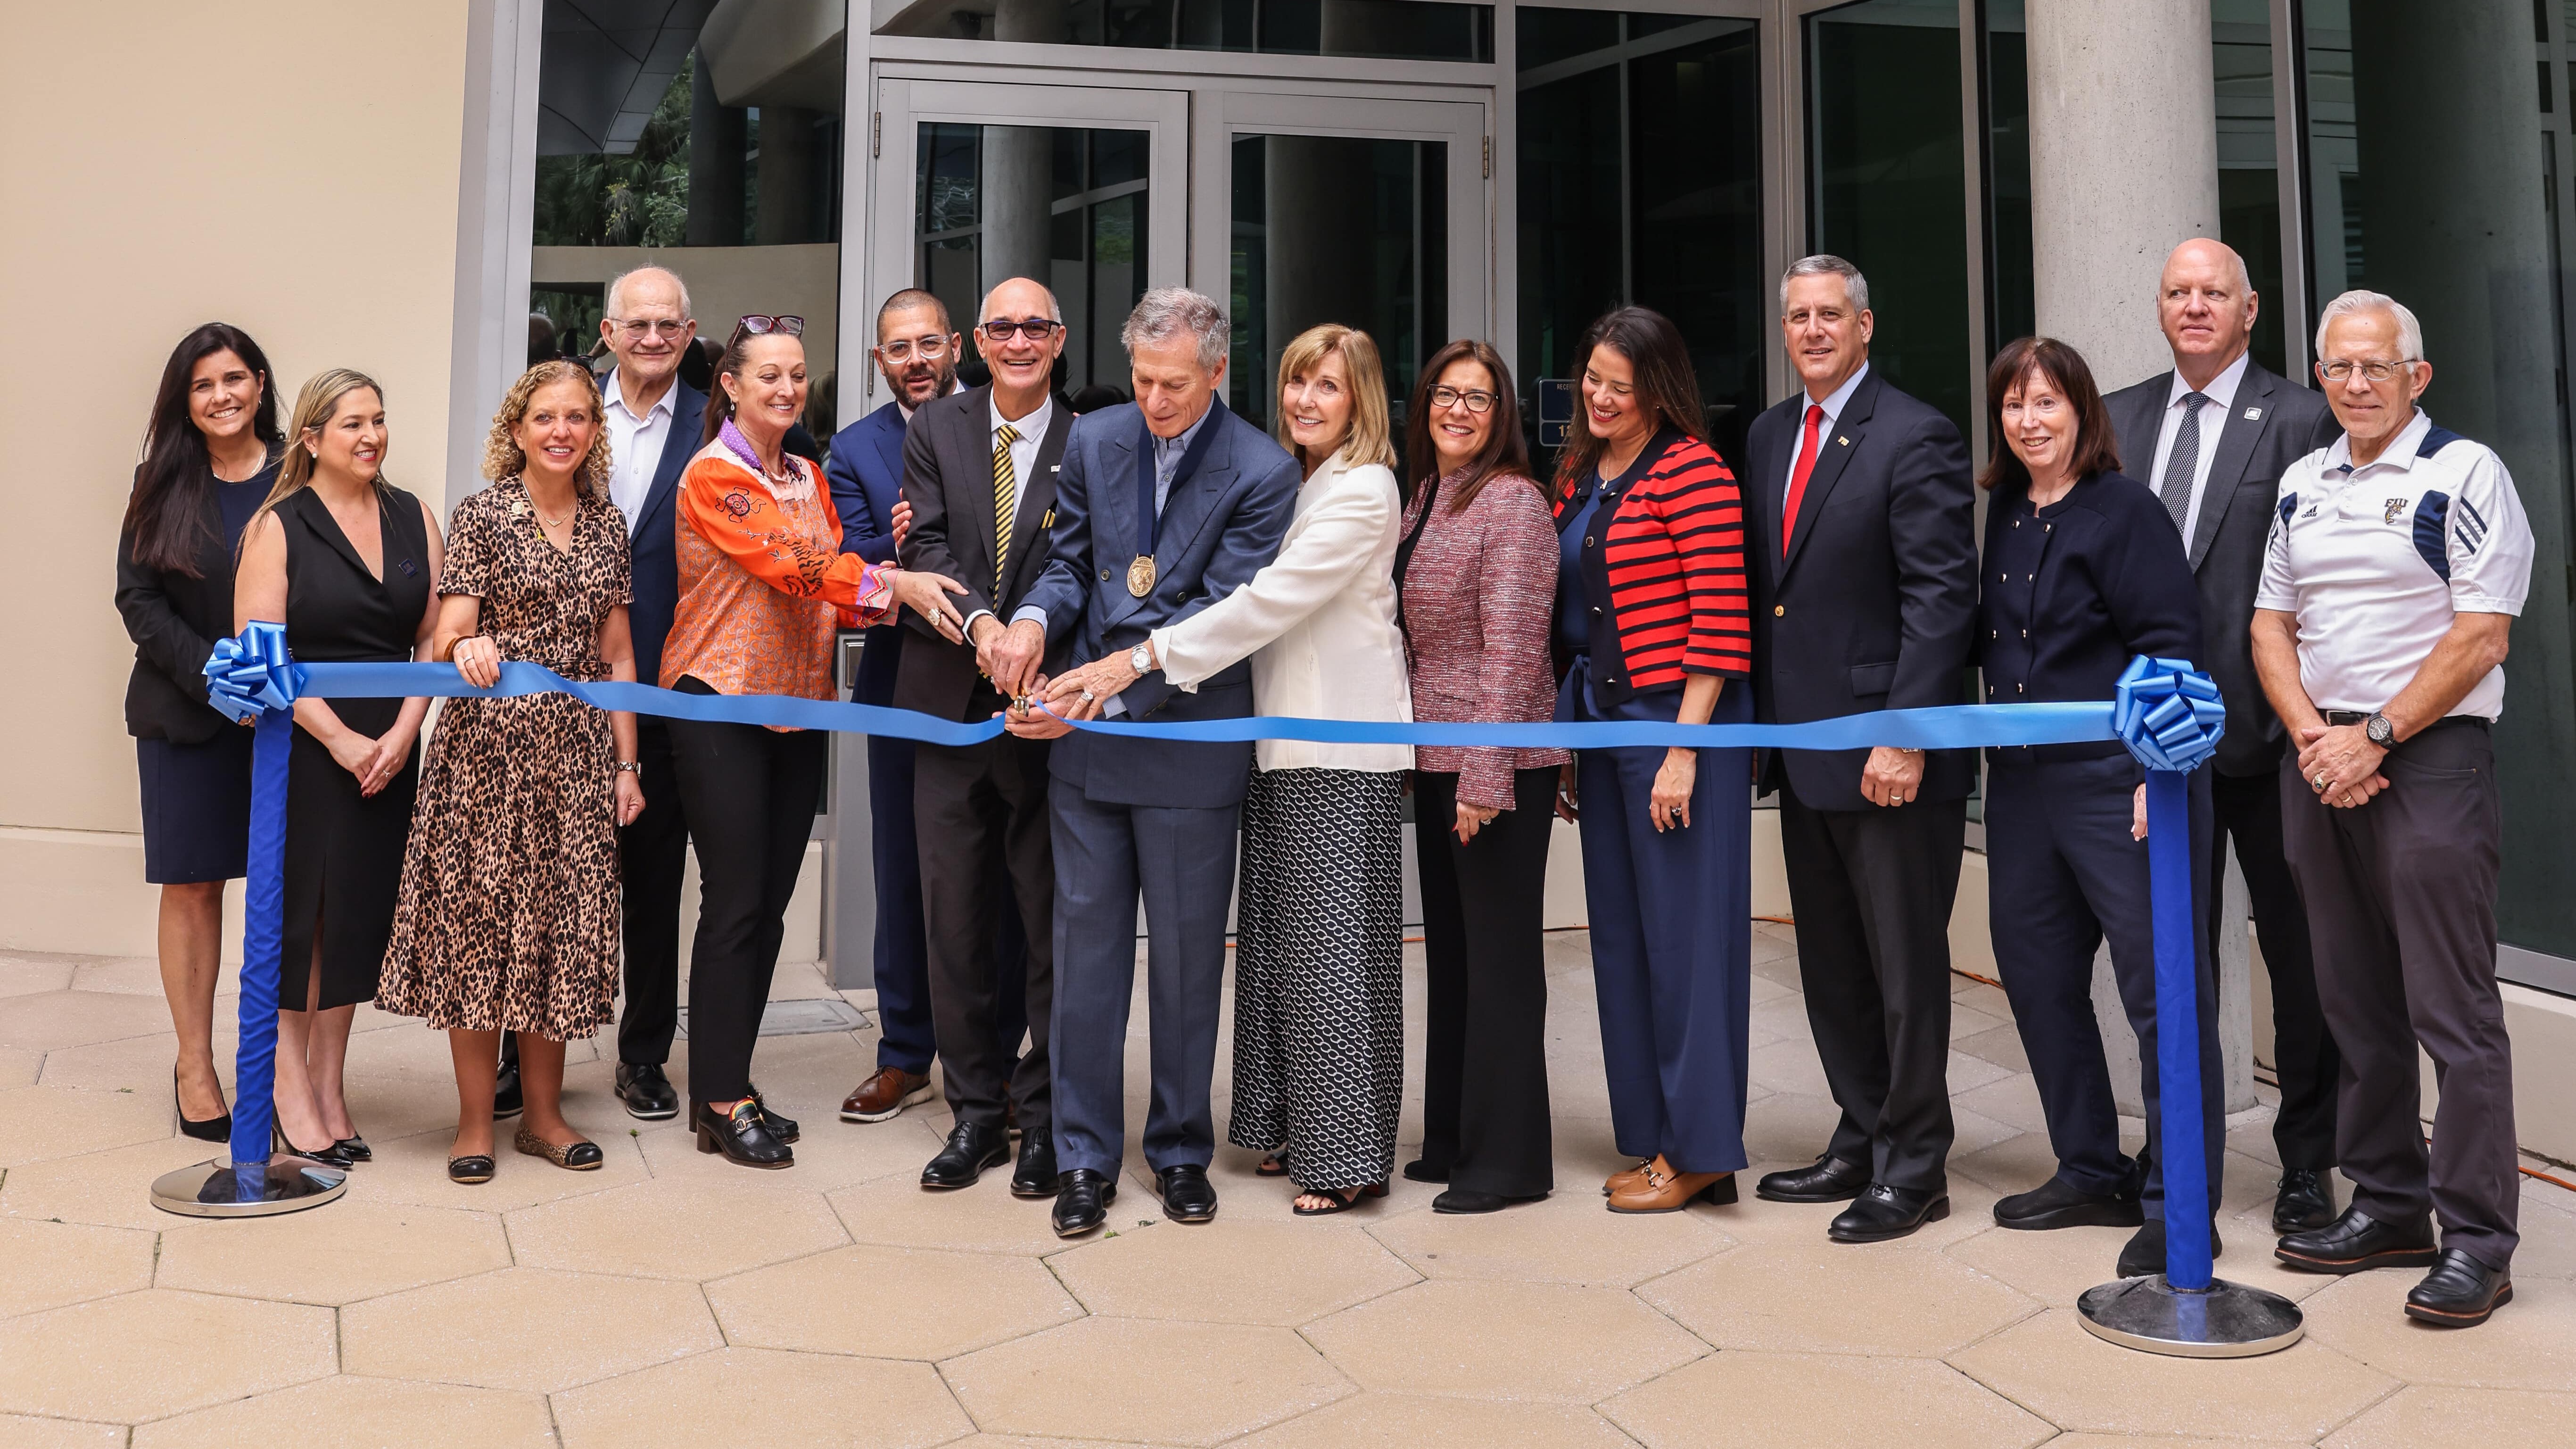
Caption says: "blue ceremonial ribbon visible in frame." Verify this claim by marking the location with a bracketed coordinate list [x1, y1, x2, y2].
[203, 621, 304, 724]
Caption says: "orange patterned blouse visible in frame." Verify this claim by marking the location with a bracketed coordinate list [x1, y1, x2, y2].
[659, 439, 895, 714]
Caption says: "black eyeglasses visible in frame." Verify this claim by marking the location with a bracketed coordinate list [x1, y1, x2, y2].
[732, 315, 807, 339]
[979, 318, 1063, 342]
[1428, 385, 1498, 414]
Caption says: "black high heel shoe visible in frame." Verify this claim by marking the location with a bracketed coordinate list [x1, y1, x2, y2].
[273, 1121, 359, 1169]
[694, 1100, 793, 1169]
[334, 1134, 372, 1163]
[175, 1068, 231, 1144]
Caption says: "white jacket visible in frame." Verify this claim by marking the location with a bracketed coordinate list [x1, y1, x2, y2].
[1152, 447, 1414, 774]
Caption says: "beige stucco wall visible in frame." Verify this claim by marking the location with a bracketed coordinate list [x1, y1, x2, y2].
[0, 2, 472, 942]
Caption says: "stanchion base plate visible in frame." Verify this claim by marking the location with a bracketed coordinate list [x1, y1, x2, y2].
[2077, 1275, 2304, 1358]
[149, 1155, 348, 1218]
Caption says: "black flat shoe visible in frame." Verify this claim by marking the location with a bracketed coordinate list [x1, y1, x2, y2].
[2275, 1205, 2439, 1274]
[492, 1060, 524, 1120]
[2271, 1168, 2337, 1234]
[513, 1126, 603, 1171]
[1829, 1184, 1950, 1243]
[1402, 1158, 1449, 1184]
[746, 1083, 798, 1144]
[174, 1068, 231, 1143]
[1994, 1175, 2142, 1230]
[1759, 1153, 1872, 1204]
[694, 1100, 793, 1169]
[1053, 1168, 1117, 1238]
[2116, 1217, 2224, 1277]
[921, 1122, 1011, 1189]
[273, 1123, 357, 1169]
[2405, 1248, 2513, 1326]
[615, 1062, 681, 1121]
[1009, 1128, 1060, 1199]
[447, 1154, 495, 1184]
[334, 1134, 372, 1164]
[1433, 1188, 1547, 1214]
[1156, 1163, 1219, 1223]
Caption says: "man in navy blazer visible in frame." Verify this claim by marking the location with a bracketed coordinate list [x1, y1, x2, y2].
[1744, 256, 1981, 1243]
[1009, 288, 1298, 1237]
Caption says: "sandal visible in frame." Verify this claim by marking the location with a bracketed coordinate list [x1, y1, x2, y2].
[513, 1126, 604, 1171]
[1256, 1151, 1292, 1178]
[1292, 1183, 1388, 1217]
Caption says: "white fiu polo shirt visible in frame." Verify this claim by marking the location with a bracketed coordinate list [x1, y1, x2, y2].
[2255, 408, 2535, 720]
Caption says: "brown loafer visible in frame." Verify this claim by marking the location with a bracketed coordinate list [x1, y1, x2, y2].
[1604, 1158, 1654, 1197]
[840, 1067, 934, 1123]
[1607, 1156, 1739, 1214]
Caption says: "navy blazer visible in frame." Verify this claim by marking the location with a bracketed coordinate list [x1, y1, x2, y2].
[623, 379, 709, 691]
[1019, 399, 1300, 808]
[824, 398, 911, 708]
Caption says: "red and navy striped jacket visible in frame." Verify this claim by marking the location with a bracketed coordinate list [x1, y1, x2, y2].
[1555, 429, 1751, 703]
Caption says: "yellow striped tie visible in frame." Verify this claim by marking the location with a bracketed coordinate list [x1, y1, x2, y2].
[992, 422, 1020, 596]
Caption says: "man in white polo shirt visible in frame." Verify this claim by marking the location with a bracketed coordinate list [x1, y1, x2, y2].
[2251, 289, 2534, 1329]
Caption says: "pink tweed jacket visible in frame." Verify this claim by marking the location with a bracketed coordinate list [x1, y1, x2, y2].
[1397, 467, 1569, 809]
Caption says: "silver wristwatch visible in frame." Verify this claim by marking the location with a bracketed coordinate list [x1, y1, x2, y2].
[1131, 642, 1155, 676]
[2364, 712, 2396, 747]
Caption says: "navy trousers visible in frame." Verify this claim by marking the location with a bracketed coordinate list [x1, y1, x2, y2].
[1984, 751, 2224, 1220]
[865, 734, 936, 1074]
[1570, 674, 1754, 1176]
[1049, 786, 1240, 1177]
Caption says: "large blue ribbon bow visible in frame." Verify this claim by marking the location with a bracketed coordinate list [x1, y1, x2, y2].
[202, 621, 304, 724]
[2112, 655, 2226, 773]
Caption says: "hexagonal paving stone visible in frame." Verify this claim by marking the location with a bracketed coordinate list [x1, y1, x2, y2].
[2322, 1385, 2576, 1448]
[341, 1267, 719, 1392]
[828, 1173, 1071, 1256]
[708, 1243, 1080, 1358]
[156, 1200, 509, 1306]
[506, 1176, 846, 1280]
[1948, 1308, 2399, 1441]
[0, 1218, 155, 1317]
[2045, 1439, 2304, 1449]
[0, 1136, 227, 1230]
[0, 958, 77, 998]
[634, 1107, 943, 1193]
[552, 1347, 970, 1449]
[1365, 1190, 1731, 1288]
[128, 1375, 554, 1449]
[0, 1051, 41, 1091]
[2301, 1273, 2576, 1391]
[944, 1317, 1348, 1446]
[0, 1413, 124, 1448]
[1226, 1392, 1635, 1449]
[0, 1085, 176, 1168]
[1050, 1219, 1417, 1325]
[0, 1290, 334, 1423]
[1641, 1236, 2037, 1357]
[1602, 1351, 2054, 1449]
[0, 992, 176, 1053]
[1944, 1219, 2333, 1309]
[39, 1033, 233, 1096]
[1304, 1279, 1704, 1403]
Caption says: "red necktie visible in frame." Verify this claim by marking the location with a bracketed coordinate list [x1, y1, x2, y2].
[1782, 403, 1824, 554]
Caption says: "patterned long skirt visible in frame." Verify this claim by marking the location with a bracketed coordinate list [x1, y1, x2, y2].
[1225, 765, 1406, 1192]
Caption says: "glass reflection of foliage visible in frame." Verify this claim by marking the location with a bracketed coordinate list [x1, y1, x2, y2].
[534, 59, 695, 248]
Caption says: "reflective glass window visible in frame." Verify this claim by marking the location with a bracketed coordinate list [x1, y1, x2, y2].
[875, 0, 1493, 63]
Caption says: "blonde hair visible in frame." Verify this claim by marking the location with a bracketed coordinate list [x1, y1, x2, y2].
[1275, 324, 1395, 471]
[250, 367, 386, 534]
[484, 360, 613, 495]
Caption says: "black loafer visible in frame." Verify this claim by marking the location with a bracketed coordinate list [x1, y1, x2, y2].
[2271, 1167, 2337, 1234]
[1828, 1183, 1949, 1243]
[1052, 1168, 1118, 1238]
[1994, 1175, 2143, 1230]
[2405, 1248, 2513, 1326]
[615, 1062, 681, 1121]
[1156, 1164, 1219, 1223]
[2117, 1217, 2225, 1277]
[2275, 1206, 2439, 1274]
[746, 1083, 798, 1144]
[492, 1060, 524, 1120]
[448, 1154, 495, 1184]
[694, 1101, 793, 1169]
[922, 1122, 1010, 1189]
[1758, 1153, 1871, 1204]
[1009, 1128, 1060, 1198]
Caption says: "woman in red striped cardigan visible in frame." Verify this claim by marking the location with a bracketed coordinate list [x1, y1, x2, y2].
[1550, 306, 1757, 1215]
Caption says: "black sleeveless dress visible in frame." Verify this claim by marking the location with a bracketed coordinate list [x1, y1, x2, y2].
[278, 485, 433, 1011]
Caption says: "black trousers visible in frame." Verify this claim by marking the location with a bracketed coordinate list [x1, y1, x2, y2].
[914, 723, 1054, 1132]
[2279, 723, 2518, 1269]
[1413, 768, 1557, 1198]
[612, 716, 691, 1068]
[2208, 767, 2339, 1171]
[665, 702, 826, 1105]
[1776, 789, 1965, 1193]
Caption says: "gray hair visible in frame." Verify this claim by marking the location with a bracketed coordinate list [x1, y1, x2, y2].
[605, 265, 693, 321]
[1780, 254, 1868, 314]
[980, 276, 1064, 325]
[2315, 289, 2425, 362]
[1121, 287, 1230, 372]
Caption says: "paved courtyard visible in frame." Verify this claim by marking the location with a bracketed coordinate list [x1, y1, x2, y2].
[1, 921, 2573, 1448]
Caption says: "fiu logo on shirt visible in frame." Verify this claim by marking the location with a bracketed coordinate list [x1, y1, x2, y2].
[2382, 498, 2408, 525]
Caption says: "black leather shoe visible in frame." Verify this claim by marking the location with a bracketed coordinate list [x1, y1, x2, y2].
[746, 1083, 797, 1143]
[2276, 1205, 2439, 1274]
[2271, 1168, 2336, 1234]
[1156, 1164, 1219, 1223]
[1994, 1175, 2144, 1230]
[921, 1122, 1011, 1189]
[2405, 1248, 2513, 1326]
[1009, 1128, 1060, 1198]
[1758, 1153, 1871, 1204]
[272, 1123, 357, 1169]
[333, 1134, 372, 1163]
[694, 1100, 793, 1169]
[1052, 1168, 1118, 1238]
[174, 1068, 231, 1143]
[1402, 1158, 1450, 1184]
[1828, 1184, 1950, 1243]
[2116, 1218, 2225, 1277]
[492, 1060, 524, 1120]
[615, 1062, 681, 1121]
[1433, 1188, 1549, 1214]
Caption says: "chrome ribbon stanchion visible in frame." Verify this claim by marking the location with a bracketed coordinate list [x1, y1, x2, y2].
[2075, 656, 2302, 1357]
[149, 622, 348, 1217]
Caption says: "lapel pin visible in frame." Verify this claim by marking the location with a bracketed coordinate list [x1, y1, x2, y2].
[2244, 407, 2263, 421]
[1837, 436, 1850, 447]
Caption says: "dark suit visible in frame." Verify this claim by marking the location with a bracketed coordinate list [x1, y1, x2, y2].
[1745, 366, 1979, 1193]
[895, 386, 1072, 1132]
[2105, 359, 2343, 1173]
[1019, 397, 1299, 1176]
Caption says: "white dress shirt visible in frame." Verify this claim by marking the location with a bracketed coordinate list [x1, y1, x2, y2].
[602, 368, 678, 538]
[1782, 361, 1870, 509]
[2147, 348, 2250, 546]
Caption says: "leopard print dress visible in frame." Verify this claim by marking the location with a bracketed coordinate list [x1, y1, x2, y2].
[378, 479, 632, 1038]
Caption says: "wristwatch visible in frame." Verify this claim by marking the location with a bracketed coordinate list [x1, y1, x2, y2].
[1130, 642, 1156, 677]
[2364, 712, 2396, 747]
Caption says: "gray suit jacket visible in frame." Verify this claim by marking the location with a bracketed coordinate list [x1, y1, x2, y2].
[2105, 360, 2340, 776]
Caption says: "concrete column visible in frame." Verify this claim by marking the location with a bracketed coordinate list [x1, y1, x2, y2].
[980, 127, 1054, 298]
[685, 56, 746, 248]
[755, 104, 816, 244]
[1263, 135, 1375, 406]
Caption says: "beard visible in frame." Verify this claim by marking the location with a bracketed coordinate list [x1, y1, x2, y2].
[886, 357, 957, 407]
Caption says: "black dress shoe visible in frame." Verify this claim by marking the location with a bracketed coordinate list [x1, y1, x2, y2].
[1994, 1175, 2143, 1230]
[1434, 1188, 1546, 1214]
[615, 1062, 681, 1121]
[2405, 1248, 2513, 1326]
[921, 1122, 1010, 1189]
[1009, 1128, 1059, 1198]
[2116, 1218, 2225, 1277]
[1828, 1184, 1950, 1243]
[333, 1134, 372, 1163]
[1402, 1158, 1450, 1184]
[1052, 1168, 1118, 1238]
[2275, 1205, 2439, 1274]
[492, 1060, 524, 1120]
[746, 1083, 798, 1143]
[2271, 1168, 2337, 1234]
[694, 1101, 793, 1169]
[1156, 1164, 1219, 1223]
[1758, 1153, 1871, 1204]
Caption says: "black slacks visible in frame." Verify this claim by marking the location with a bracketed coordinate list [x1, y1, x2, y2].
[665, 701, 826, 1105]
[2208, 766, 2340, 1171]
[914, 725, 1055, 1132]
[1413, 768, 1557, 1198]
[614, 716, 691, 1068]
[1776, 789, 1965, 1193]
[2280, 722, 2518, 1269]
